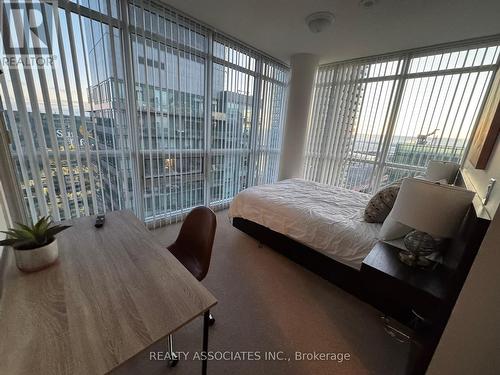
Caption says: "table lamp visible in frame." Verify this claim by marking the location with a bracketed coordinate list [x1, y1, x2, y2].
[390, 178, 475, 267]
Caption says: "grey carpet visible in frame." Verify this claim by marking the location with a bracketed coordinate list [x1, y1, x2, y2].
[113, 210, 409, 375]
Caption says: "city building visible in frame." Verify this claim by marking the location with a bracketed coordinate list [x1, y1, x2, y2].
[1, 1, 499, 375]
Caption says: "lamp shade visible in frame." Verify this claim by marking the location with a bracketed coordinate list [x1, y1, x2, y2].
[390, 178, 475, 238]
[425, 160, 460, 184]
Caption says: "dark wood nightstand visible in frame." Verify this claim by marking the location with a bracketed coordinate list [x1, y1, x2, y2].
[360, 241, 471, 375]
[361, 241, 454, 324]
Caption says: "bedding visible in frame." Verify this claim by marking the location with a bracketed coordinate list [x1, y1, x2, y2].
[229, 178, 381, 269]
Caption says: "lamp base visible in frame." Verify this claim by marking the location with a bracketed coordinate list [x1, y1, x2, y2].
[398, 250, 433, 268]
[399, 230, 442, 268]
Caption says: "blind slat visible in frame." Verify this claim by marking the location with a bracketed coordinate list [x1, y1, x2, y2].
[305, 40, 499, 193]
[1, 0, 287, 224]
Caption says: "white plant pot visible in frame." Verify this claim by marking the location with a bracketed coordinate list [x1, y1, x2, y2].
[14, 239, 59, 273]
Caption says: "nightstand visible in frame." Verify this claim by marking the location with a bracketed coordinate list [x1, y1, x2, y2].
[361, 241, 453, 324]
[359, 197, 490, 375]
[361, 242, 457, 375]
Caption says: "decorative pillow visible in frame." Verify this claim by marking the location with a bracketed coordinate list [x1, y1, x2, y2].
[378, 214, 412, 241]
[364, 182, 401, 223]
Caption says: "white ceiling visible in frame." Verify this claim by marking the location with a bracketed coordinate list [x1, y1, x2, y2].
[162, 0, 500, 65]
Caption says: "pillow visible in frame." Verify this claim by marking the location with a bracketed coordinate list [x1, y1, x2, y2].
[364, 182, 401, 223]
[378, 214, 412, 241]
[425, 160, 460, 184]
[415, 175, 449, 185]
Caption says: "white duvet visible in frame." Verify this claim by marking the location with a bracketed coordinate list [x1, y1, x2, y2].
[228, 178, 381, 269]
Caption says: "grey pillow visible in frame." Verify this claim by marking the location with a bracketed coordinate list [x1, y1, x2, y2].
[364, 182, 401, 223]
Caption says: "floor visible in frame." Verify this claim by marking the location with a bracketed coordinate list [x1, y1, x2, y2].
[114, 210, 409, 375]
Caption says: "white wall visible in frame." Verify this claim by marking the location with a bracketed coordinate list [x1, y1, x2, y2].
[463, 138, 500, 217]
[279, 53, 319, 180]
[462, 71, 500, 218]
[428, 73, 500, 374]
[427, 206, 500, 375]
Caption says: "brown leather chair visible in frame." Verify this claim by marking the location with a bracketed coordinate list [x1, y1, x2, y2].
[167, 206, 217, 282]
[165, 206, 217, 367]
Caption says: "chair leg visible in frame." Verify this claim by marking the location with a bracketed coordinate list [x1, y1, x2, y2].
[166, 335, 179, 367]
[208, 313, 215, 326]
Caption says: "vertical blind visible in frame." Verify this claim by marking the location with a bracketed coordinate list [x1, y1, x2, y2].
[0, 0, 130, 222]
[209, 36, 287, 211]
[128, 0, 208, 223]
[0, 0, 288, 225]
[305, 39, 500, 193]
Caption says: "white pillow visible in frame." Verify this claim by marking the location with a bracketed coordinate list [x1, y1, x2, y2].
[425, 160, 460, 184]
[378, 214, 412, 241]
[415, 175, 448, 185]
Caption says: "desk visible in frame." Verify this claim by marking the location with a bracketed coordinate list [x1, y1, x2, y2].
[0, 210, 217, 375]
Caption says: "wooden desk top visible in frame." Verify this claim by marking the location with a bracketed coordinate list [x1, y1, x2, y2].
[0, 210, 217, 375]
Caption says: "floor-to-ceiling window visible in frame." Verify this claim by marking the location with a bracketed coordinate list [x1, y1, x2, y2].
[209, 36, 287, 210]
[305, 39, 500, 193]
[0, 0, 288, 224]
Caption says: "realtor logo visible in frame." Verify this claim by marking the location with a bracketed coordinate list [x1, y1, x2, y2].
[1, 0, 57, 67]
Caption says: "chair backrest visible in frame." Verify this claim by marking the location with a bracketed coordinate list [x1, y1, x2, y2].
[171, 206, 217, 280]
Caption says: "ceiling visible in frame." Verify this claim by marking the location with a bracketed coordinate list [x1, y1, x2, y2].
[161, 0, 500, 65]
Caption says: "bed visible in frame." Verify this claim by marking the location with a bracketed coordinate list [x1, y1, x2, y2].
[229, 174, 489, 301]
[229, 174, 490, 375]
[229, 178, 381, 270]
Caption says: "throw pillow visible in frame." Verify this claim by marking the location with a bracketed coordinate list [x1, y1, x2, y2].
[364, 182, 401, 223]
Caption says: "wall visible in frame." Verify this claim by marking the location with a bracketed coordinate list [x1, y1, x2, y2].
[427, 205, 500, 375]
[462, 70, 500, 218]
[428, 71, 500, 374]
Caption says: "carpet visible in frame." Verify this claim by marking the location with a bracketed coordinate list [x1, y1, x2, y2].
[113, 210, 409, 375]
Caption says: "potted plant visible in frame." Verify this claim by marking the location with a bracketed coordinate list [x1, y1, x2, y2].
[0, 216, 71, 272]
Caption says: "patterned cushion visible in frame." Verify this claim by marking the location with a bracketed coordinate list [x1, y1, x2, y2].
[364, 182, 401, 223]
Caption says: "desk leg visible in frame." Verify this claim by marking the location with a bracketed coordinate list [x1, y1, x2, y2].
[202, 310, 210, 375]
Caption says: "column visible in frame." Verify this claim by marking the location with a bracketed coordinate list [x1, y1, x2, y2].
[279, 53, 319, 180]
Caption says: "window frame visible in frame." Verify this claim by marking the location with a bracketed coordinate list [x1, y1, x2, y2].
[305, 38, 500, 193]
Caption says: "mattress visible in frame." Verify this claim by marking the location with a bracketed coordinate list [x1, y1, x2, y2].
[229, 178, 381, 269]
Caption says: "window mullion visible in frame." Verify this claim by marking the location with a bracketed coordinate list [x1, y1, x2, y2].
[372, 55, 411, 189]
[120, 0, 145, 220]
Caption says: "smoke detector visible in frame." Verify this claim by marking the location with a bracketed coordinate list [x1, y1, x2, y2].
[306, 12, 335, 33]
[359, 0, 378, 8]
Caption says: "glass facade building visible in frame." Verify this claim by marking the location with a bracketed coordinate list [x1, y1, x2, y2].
[305, 41, 500, 193]
[0, 0, 288, 224]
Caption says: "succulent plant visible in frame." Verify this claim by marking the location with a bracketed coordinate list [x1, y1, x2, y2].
[0, 216, 71, 250]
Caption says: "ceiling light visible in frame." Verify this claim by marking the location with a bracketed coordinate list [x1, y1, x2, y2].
[359, 0, 378, 8]
[306, 12, 335, 34]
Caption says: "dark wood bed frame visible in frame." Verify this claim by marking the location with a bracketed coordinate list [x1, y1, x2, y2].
[231, 171, 491, 374]
[232, 205, 489, 308]
[233, 216, 368, 297]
